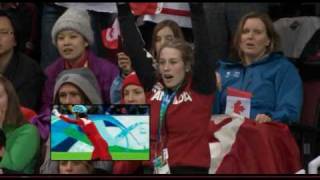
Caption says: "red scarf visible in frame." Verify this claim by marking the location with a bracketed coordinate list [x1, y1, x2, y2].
[64, 50, 89, 69]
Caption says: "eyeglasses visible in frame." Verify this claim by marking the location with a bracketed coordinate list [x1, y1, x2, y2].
[0, 30, 13, 37]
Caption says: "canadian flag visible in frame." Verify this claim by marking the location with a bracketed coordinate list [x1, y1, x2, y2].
[101, 17, 120, 50]
[129, 3, 163, 15]
[225, 87, 252, 118]
[101, 3, 163, 50]
[138, 3, 191, 28]
[208, 114, 301, 174]
[101, 3, 191, 49]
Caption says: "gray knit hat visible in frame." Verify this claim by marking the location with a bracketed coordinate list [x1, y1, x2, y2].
[54, 68, 102, 104]
[51, 8, 94, 46]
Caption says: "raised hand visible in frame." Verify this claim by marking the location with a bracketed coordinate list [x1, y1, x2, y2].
[117, 52, 132, 76]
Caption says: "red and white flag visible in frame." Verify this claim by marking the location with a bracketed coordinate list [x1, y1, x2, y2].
[137, 3, 191, 28]
[225, 87, 252, 118]
[208, 114, 301, 174]
[101, 17, 120, 50]
[101, 3, 161, 50]
[129, 3, 163, 15]
[100, 3, 191, 50]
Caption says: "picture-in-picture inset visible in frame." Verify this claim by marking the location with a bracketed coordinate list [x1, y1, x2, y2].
[50, 104, 150, 161]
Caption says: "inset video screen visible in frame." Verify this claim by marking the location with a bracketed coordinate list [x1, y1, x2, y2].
[50, 104, 150, 161]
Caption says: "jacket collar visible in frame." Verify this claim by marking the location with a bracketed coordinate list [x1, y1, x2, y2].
[57, 49, 97, 70]
[159, 73, 191, 95]
[219, 52, 283, 67]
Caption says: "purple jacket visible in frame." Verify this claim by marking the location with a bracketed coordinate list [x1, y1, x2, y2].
[40, 50, 119, 113]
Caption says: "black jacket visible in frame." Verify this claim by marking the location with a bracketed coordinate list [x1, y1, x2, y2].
[4, 52, 45, 111]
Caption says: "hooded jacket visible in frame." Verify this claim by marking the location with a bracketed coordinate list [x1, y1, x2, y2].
[53, 68, 103, 104]
[213, 52, 303, 123]
[37, 68, 113, 174]
[33, 67, 103, 141]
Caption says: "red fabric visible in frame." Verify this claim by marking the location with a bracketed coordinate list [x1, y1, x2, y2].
[59, 115, 112, 160]
[227, 87, 252, 98]
[208, 117, 232, 142]
[133, 3, 191, 28]
[112, 161, 142, 174]
[101, 18, 120, 50]
[20, 106, 37, 122]
[129, 3, 191, 17]
[161, 7, 190, 16]
[129, 3, 160, 15]
[64, 50, 89, 69]
[80, 122, 112, 160]
[209, 117, 302, 174]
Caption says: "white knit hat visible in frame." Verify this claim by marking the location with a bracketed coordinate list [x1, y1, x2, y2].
[51, 8, 94, 46]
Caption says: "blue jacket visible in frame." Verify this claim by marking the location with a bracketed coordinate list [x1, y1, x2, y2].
[213, 52, 303, 123]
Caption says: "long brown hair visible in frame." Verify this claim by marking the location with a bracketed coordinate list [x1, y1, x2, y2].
[0, 75, 25, 126]
[230, 11, 280, 61]
[150, 20, 185, 58]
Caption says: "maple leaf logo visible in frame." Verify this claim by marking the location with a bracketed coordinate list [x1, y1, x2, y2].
[233, 100, 245, 114]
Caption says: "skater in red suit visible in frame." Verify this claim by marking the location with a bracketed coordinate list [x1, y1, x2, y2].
[53, 105, 112, 160]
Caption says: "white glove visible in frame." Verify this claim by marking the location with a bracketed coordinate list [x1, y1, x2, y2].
[52, 109, 61, 117]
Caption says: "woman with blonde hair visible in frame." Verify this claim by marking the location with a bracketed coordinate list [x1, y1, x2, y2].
[39, 68, 112, 174]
